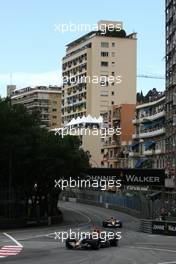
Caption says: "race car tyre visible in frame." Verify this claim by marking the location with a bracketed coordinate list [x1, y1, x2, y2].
[66, 239, 75, 249]
[109, 239, 118, 247]
[104, 240, 110, 247]
[91, 240, 100, 250]
[102, 222, 107, 227]
[119, 222, 123, 228]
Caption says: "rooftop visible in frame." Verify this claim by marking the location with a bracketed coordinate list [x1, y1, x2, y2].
[12, 86, 61, 97]
[66, 20, 137, 51]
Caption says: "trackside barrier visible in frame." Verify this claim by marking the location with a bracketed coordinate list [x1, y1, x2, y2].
[60, 189, 144, 218]
[140, 219, 152, 233]
[140, 219, 176, 235]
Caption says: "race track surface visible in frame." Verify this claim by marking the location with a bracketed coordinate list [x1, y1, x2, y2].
[0, 201, 176, 264]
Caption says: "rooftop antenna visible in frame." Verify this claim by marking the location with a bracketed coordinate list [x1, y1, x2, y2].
[10, 73, 12, 85]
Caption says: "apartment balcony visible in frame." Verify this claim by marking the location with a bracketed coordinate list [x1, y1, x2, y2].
[129, 152, 140, 157]
[103, 140, 120, 148]
[132, 133, 139, 139]
[112, 113, 120, 120]
[132, 118, 140, 124]
[133, 127, 165, 139]
[103, 154, 109, 160]
[140, 128, 165, 138]
[108, 155, 116, 161]
[143, 149, 153, 156]
[155, 149, 164, 155]
[133, 110, 165, 124]
[143, 110, 165, 122]
[165, 177, 175, 188]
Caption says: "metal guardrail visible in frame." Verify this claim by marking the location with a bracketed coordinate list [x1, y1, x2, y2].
[140, 219, 152, 233]
[140, 219, 176, 235]
[60, 189, 144, 219]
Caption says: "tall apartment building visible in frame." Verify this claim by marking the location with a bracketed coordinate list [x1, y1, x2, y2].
[62, 20, 137, 125]
[102, 104, 135, 168]
[165, 0, 176, 179]
[11, 86, 62, 129]
[129, 93, 166, 170]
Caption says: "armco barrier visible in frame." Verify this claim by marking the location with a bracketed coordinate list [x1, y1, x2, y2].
[140, 219, 152, 233]
[140, 219, 176, 235]
[152, 220, 176, 235]
[60, 189, 143, 218]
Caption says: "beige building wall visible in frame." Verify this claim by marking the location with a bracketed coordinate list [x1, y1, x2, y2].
[48, 93, 62, 129]
[82, 133, 102, 167]
[62, 21, 137, 166]
[87, 36, 136, 117]
[11, 86, 62, 130]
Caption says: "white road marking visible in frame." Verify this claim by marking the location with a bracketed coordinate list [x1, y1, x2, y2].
[0, 233, 23, 258]
[3, 233, 23, 247]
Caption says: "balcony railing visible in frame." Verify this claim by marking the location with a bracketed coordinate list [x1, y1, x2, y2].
[133, 127, 165, 139]
[143, 150, 153, 156]
[129, 152, 140, 157]
[133, 110, 165, 124]
[165, 177, 175, 188]
[103, 140, 120, 147]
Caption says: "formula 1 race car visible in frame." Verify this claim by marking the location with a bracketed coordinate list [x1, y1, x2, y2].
[65, 229, 119, 250]
[102, 217, 123, 228]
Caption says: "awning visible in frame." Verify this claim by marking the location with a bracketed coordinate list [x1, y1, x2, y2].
[143, 123, 152, 129]
[130, 142, 139, 150]
[143, 122, 156, 129]
[143, 118, 164, 129]
[135, 159, 147, 168]
[144, 141, 155, 150]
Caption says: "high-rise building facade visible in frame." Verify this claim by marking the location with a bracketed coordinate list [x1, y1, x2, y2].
[61, 20, 137, 126]
[11, 86, 62, 130]
[130, 94, 166, 170]
[165, 0, 176, 179]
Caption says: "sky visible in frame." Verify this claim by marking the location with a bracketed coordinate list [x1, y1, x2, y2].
[0, 0, 165, 97]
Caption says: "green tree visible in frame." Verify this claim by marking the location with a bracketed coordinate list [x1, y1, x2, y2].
[0, 98, 89, 220]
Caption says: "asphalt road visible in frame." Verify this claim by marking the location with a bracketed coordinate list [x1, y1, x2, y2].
[0, 201, 176, 264]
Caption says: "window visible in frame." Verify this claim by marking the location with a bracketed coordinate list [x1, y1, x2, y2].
[100, 80, 106, 86]
[101, 61, 108, 67]
[112, 42, 115, 47]
[101, 42, 109, 48]
[101, 51, 109, 57]
[100, 75, 108, 86]
[112, 91, 114, 96]
[100, 91, 108, 96]
[112, 62, 115, 66]
[112, 72, 115, 76]
[173, 93, 176, 105]
[111, 101, 114, 105]
[173, 114, 176, 126]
